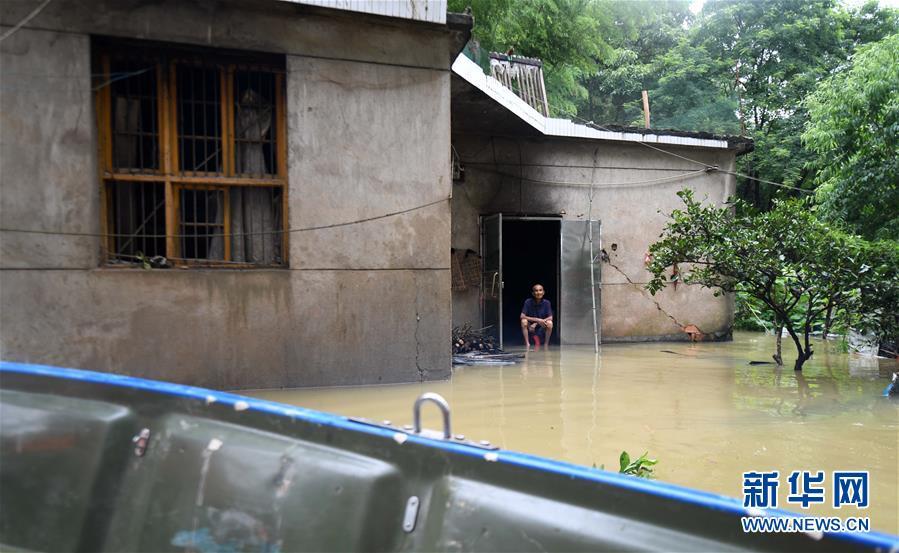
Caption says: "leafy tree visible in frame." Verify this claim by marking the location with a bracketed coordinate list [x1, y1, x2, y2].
[803, 33, 899, 240]
[646, 40, 740, 133]
[646, 190, 865, 370]
[839, 240, 899, 353]
[450, 0, 617, 116]
[578, 0, 693, 125]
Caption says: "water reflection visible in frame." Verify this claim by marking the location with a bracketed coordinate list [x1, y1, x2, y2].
[249, 332, 899, 533]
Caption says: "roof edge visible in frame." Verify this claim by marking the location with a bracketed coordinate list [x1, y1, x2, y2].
[588, 124, 755, 155]
[452, 53, 754, 152]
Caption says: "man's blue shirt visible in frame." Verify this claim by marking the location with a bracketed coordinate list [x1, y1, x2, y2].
[522, 298, 552, 337]
[522, 298, 553, 319]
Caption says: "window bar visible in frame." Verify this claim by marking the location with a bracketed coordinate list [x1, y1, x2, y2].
[249, 185, 256, 262]
[223, 187, 231, 261]
[234, 70, 241, 175]
[190, 67, 197, 175]
[215, 67, 222, 175]
[97, 55, 113, 259]
[275, 71, 288, 263]
[259, 70, 266, 178]
[266, 71, 274, 177]
[219, 67, 230, 178]
[201, 66, 208, 173]
[178, 68, 185, 176]
[136, 64, 145, 171]
[149, 66, 157, 171]
[179, 188, 185, 258]
[213, 67, 221, 173]
[193, 188, 198, 259]
[203, 187, 209, 258]
[127, 182, 135, 255]
[140, 182, 146, 255]
[163, 62, 177, 261]
[226, 66, 236, 177]
[267, 188, 273, 263]
[258, 185, 264, 262]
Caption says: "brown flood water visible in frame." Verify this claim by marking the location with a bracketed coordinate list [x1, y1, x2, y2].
[248, 331, 899, 534]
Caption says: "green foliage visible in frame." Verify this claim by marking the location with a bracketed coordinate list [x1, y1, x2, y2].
[734, 286, 773, 332]
[450, 0, 617, 117]
[693, 0, 895, 208]
[454, 0, 897, 235]
[648, 41, 741, 133]
[619, 451, 658, 479]
[578, 1, 694, 125]
[454, 0, 896, 151]
[841, 239, 899, 342]
[646, 189, 890, 369]
[803, 33, 899, 240]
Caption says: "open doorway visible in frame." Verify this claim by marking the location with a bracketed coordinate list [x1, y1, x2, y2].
[501, 218, 560, 347]
[481, 214, 599, 348]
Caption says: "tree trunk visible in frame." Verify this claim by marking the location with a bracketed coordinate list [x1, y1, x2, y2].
[793, 351, 813, 371]
[822, 302, 834, 340]
[784, 324, 813, 371]
[773, 324, 784, 365]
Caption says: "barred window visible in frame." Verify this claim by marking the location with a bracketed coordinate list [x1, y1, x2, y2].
[94, 40, 287, 266]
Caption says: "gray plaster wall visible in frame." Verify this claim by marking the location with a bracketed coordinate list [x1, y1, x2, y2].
[451, 134, 737, 341]
[0, 1, 453, 388]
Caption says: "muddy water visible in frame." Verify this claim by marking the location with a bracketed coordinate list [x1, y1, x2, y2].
[248, 332, 899, 533]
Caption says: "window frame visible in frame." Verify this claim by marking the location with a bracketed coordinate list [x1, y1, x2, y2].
[95, 43, 288, 268]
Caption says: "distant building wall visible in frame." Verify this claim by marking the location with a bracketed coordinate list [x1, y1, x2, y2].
[0, 0, 455, 388]
[451, 134, 737, 341]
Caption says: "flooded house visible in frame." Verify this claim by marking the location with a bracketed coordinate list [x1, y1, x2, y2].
[0, 0, 471, 388]
[1, 0, 751, 389]
[450, 53, 753, 348]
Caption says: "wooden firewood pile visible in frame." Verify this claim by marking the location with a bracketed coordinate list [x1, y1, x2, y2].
[452, 324, 524, 365]
[452, 324, 501, 354]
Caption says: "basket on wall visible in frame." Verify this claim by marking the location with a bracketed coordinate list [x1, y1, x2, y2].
[451, 249, 481, 292]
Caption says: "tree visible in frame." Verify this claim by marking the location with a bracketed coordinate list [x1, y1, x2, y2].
[803, 33, 899, 240]
[578, 0, 694, 125]
[450, 0, 617, 117]
[645, 40, 741, 133]
[840, 240, 899, 354]
[646, 190, 862, 370]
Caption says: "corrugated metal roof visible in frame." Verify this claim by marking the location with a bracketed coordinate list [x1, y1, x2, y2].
[452, 54, 731, 150]
[280, 0, 446, 24]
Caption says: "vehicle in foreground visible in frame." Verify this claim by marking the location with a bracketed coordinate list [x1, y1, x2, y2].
[1, 361, 896, 552]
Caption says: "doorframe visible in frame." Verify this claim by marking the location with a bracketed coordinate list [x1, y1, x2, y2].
[482, 214, 562, 349]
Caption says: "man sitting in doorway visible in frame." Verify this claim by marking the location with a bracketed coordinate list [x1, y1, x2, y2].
[520, 283, 553, 351]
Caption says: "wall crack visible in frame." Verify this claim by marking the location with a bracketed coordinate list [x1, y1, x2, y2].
[603, 258, 696, 332]
[414, 283, 424, 382]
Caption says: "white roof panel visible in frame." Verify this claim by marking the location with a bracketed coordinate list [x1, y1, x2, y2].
[452, 54, 730, 149]
[282, 0, 446, 24]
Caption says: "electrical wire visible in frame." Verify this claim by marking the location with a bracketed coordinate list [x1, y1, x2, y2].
[499, 77, 813, 195]
[91, 68, 153, 91]
[0, 196, 449, 240]
[475, 165, 709, 189]
[0, 0, 52, 43]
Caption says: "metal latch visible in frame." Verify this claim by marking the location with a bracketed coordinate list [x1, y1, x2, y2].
[402, 496, 419, 532]
[349, 392, 498, 450]
[132, 428, 150, 456]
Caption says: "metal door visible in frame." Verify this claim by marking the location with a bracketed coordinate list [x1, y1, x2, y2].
[480, 214, 502, 348]
[560, 220, 601, 347]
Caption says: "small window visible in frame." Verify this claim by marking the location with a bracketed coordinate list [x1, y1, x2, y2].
[94, 40, 287, 267]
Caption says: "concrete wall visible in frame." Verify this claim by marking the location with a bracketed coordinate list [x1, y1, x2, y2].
[451, 134, 737, 341]
[0, 0, 454, 388]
